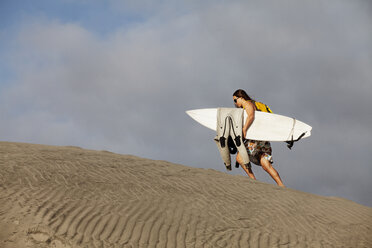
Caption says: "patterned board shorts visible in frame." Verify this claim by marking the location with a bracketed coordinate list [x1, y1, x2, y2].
[244, 139, 273, 166]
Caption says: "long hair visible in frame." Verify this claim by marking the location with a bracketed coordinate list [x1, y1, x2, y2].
[233, 89, 253, 101]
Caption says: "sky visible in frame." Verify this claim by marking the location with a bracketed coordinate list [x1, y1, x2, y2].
[1, 0, 371, 207]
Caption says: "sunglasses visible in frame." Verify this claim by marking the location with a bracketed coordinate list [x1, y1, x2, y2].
[234, 98, 238, 103]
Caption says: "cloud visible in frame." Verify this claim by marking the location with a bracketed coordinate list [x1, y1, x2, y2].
[1, 0, 371, 206]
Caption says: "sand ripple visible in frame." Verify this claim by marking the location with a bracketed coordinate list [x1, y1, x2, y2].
[0, 142, 371, 248]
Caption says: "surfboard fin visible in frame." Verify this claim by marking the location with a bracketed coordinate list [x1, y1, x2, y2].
[286, 132, 307, 149]
[235, 161, 240, 168]
[234, 136, 241, 147]
[219, 137, 226, 148]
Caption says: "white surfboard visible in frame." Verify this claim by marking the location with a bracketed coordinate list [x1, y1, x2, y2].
[186, 108, 312, 142]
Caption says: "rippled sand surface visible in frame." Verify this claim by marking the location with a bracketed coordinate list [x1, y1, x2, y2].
[1, 142, 371, 248]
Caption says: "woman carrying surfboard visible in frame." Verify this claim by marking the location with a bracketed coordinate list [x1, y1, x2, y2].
[233, 89, 285, 187]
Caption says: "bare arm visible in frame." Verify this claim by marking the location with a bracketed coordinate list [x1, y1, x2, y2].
[241, 100, 255, 138]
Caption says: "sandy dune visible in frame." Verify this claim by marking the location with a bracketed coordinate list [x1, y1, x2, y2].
[0, 142, 371, 248]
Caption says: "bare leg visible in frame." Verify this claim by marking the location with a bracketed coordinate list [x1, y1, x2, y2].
[260, 155, 285, 187]
[236, 152, 256, 180]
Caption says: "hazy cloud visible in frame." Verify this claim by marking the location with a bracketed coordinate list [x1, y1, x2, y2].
[1, 0, 371, 206]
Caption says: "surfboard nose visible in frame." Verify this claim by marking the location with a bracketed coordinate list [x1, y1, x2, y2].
[185, 110, 195, 119]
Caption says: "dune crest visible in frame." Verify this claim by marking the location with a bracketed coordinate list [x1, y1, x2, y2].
[0, 142, 371, 248]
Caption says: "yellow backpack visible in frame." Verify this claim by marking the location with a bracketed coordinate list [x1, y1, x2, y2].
[251, 100, 272, 113]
